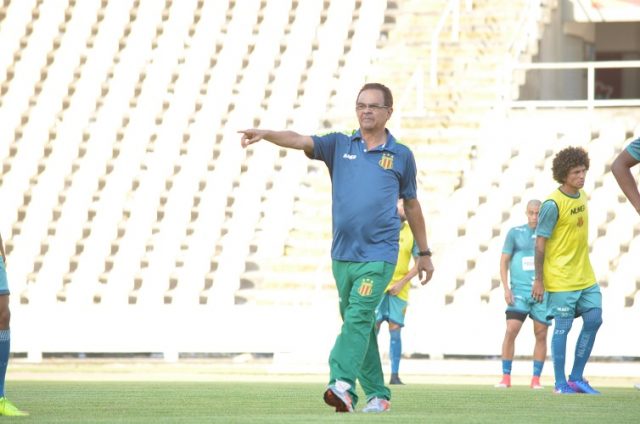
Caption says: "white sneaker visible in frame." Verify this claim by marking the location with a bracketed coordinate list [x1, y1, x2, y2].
[323, 380, 353, 413]
[362, 397, 390, 413]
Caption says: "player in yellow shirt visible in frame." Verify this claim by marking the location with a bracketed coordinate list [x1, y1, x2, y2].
[532, 146, 602, 395]
[375, 199, 425, 385]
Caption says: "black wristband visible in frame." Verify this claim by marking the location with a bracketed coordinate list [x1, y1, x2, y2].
[418, 249, 432, 257]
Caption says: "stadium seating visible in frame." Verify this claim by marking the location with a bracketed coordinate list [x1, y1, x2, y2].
[0, 0, 638, 361]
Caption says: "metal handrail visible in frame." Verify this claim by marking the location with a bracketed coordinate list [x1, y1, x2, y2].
[506, 60, 640, 109]
[498, 0, 543, 105]
[430, 0, 473, 88]
[506, 0, 541, 58]
[499, 2, 640, 109]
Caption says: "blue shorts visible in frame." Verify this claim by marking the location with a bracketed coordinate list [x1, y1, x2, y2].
[376, 293, 407, 327]
[0, 257, 9, 295]
[506, 288, 551, 325]
[547, 283, 602, 320]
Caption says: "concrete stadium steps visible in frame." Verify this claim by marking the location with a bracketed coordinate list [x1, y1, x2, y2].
[235, 287, 337, 306]
[236, 0, 546, 308]
[287, 221, 332, 240]
[359, 0, 542, 226]
[0, 0, 393, 307]
[283, 237, 332, 258]
[245, 255, 328, 274]
[239, 270, 334, 291]
[1, 0, 640, 358]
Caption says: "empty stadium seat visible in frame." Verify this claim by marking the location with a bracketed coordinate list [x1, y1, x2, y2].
[1, 0, 639, 360]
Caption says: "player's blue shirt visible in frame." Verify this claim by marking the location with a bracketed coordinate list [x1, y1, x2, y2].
[0, 255, 9, 295]
[536, 192, 580, 239]
[626, 137, 640, 161]
[536, 199, 559, 238]
[311, 129, 418, 264]
[502, 224, 536, 289]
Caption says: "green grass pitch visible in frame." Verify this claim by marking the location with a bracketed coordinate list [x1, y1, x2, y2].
[6, 381, 640, 423]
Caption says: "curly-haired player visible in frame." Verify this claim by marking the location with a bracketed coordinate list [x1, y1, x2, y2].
[532, 146, 603, 395]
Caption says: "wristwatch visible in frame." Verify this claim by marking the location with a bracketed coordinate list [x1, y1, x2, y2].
[418, 248, 432, 257]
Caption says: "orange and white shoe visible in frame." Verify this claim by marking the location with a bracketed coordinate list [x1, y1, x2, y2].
[362, 397, 390, 413]
[323, 381, 354, 413]
[494, 374, 511, 388]
[530, 376, 544, 390]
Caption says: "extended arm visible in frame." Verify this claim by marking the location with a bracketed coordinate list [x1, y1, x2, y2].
[403, 198, 434, 285]
[239, 129, 314, 157]
[611, 149, 640, 214]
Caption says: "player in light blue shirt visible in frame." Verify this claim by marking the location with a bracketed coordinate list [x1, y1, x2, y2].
[495, 200, 550, 390]
[612, 136, 640, 391]
[0, 233, 28, 416]
[612, 137, 640, 215]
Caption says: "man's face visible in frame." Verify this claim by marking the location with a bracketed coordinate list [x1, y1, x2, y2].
[355, 89, 392, 132]
[526, 203, 540, 228]
[564, 165, 587, 191]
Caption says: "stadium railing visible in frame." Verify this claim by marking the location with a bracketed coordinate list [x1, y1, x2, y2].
[429, 0, 474, 88]
[504, 60, 640, 109]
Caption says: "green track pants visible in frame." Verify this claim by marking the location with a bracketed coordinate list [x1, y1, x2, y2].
[328, 260, 395, 406]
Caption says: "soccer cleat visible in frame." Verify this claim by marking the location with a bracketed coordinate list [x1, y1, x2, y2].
[323, 381, 354, 413]
[0, 397, 28, 416]
[554, 383, 578, 394]
[530, 376, 544, 390]
[635, 383, 640, 390]
[362, 397, 391, 413]
[568, 379, 601, 395]
[389, 373, 404, 385]
[494, 374, 511, 388]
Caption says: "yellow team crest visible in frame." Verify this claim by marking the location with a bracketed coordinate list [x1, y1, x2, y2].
[577, 216, 584, 227]
[379, 153, 394, 170]
[358, 279, 374, 296]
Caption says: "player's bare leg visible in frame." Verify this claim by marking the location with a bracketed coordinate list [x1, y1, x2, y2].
[496, 319, 523, 388]
[530, 321, 548, 389]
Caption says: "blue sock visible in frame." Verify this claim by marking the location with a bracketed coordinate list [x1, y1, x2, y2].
[533, 360, 544, 377]
[0, 329, 9, 397]
[569, 308, 603, 382]
[502, 360, 512, 375]
[551, 317, 573, 386]
[389, 329, 402, 374]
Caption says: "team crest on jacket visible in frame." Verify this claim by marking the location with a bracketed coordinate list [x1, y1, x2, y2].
[358, 279, 374, 296]
[379, 153, 394, 170]
[577, 216, 584, 227]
